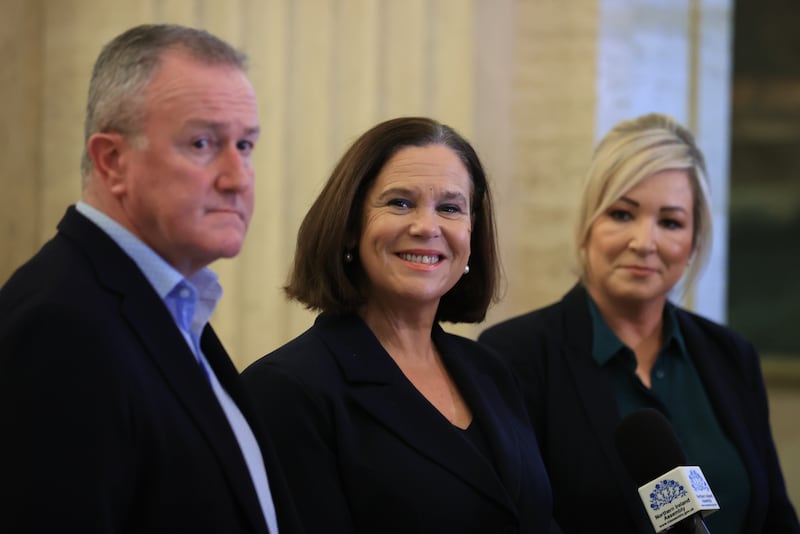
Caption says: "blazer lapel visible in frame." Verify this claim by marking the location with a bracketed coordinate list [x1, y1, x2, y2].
[677, 313, 766, 530]
[676, 313, 749, 452]
[560, 286, 621, 461]
[436, 331, 522, 505]
[316, 314, 515, 513]
[559, 285, 650, 528]
[60, 207, 268, 534]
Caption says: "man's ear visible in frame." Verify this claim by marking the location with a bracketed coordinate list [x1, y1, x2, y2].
[86, 132, 128, 195]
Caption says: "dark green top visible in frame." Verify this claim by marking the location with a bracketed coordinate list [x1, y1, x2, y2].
[588, 295, 751, 534]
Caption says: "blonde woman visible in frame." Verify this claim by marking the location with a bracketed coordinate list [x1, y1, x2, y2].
[480, 113, 799, 533]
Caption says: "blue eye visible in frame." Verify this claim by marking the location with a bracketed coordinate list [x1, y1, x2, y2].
[661, 218, 684, 230]
[388, 199, 411, 209]
[236, 139, 254, 152]
[439, 204, 463, 214]
[609, 209, 632, 221]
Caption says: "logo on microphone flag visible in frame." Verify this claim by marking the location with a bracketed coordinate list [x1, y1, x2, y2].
[638, 466, 720, 532]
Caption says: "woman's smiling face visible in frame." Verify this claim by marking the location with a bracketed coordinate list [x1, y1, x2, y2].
[358, 144, 473, 314]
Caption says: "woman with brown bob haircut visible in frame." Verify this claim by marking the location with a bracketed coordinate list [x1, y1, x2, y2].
[243, 117, 556, 534]
[285, 116, 498, 322]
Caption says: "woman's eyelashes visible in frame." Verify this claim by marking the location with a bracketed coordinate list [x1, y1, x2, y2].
[387, 198, 412, 210]
[385, 198, 465, 213]
[438, 203, 466, 216]
[606, 210, 686, 232]
[659, 217, 686, 230]
[608, 208, 633, 222]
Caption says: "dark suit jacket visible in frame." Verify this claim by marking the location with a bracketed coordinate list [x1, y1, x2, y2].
[478, 283, 799, 534]
[0, 207, 299, 534]
[241, 312, 556, 534]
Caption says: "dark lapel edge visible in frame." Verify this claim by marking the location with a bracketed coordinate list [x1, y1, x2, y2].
[316, 314, 514, 513]
[436, 330, 521, 508]
[677, 312, 767, 530]
[559, 284, 651, 530]
[61, 208, 268, 534]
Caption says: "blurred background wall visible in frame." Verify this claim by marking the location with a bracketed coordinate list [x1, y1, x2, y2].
[1, 0, 796, 506]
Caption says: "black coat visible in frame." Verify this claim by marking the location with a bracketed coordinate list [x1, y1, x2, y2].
[0, 206, 300, 534]
[242, 312, 556, 534]
[479, 283, 799, 533]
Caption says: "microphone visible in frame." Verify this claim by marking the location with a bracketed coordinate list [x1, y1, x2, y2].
[614, 408, 719, 533]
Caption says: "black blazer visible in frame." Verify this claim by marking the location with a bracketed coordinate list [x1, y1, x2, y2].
[478, 283, 799, 534]
[0, 207, 299, 534]
[241, 312, 556, 534]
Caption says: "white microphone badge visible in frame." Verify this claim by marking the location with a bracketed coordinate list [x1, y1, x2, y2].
[638, 465, 720, 533]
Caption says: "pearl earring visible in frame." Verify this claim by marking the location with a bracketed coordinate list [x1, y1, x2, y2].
[344, 251, 354, 263]
[464, 265, 470, 275]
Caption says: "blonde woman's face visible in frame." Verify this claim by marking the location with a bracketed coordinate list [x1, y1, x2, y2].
[583, 169, 694, 308]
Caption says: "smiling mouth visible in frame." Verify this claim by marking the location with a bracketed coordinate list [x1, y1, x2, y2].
[398, 253, 442, 265]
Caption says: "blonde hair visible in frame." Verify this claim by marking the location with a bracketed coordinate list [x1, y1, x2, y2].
[574, 113, 713, 290]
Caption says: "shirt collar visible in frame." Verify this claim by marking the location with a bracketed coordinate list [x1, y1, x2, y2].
[663, 301, 688, 356]
[75, 201, 222, 309]
[587, 293, 688, 366]
[588, 295, 625, 366]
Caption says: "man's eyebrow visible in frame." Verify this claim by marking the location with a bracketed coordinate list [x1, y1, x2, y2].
[243, 126, 261, 137]
[184, 120, 261, 137]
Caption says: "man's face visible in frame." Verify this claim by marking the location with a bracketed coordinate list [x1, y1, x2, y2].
[114, 50, 260, 276]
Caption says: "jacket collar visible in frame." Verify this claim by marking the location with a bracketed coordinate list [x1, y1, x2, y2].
[313, 312, 519, 514]
[558, 283, 654, 531]
[58, 206, 270, 534]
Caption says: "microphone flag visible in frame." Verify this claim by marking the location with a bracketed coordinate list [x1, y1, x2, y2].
[637, 465, 719, 533]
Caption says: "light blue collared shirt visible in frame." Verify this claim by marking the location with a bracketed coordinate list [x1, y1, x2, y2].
[76, 202, 279, 534]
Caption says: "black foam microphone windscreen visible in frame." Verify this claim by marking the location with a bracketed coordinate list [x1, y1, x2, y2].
[614, 408, 687, 486]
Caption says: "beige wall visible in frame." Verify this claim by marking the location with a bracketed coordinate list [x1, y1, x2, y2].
[2, 0, 42, 279]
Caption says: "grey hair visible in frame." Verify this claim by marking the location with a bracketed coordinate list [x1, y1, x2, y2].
[574, 112, 713, 291]
[80, 24, 248, 184]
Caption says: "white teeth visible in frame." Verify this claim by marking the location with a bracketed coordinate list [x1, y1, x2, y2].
[399, 253, 440, 264]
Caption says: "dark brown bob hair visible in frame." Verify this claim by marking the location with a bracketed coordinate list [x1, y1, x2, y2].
[285, 116, 500, 323]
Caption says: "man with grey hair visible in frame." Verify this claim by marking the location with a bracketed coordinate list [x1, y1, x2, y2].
[0, 24, 299, 533]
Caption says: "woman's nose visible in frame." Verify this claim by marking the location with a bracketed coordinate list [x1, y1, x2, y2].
[409, 208, 441, 238]
[628, 220, 657, 253]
